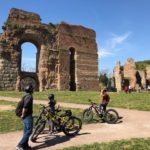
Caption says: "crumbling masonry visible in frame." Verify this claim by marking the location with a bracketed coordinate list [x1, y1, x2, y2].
[0, 8, 99, 91]
[114, 58, 150, 92]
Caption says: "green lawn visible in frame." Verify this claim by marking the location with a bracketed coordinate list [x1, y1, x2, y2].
[0, 91, 150, 111]
[1, 91, 150, 132]
[0, 101, 40, 133]
[60, 138, 150, 150]
[0, 100, 83, 133]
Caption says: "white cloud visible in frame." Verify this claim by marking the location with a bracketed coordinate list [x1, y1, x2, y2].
[111, 32, 131, 48]
[98, 31, 132, 58]
[98, 48, 114, 58]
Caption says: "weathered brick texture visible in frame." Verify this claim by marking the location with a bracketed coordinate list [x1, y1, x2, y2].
[0, 8, 99, 91]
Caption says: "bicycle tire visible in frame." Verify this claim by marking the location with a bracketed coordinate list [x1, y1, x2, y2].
[32, 115, 39, 127]
[82, 109, 93, 123]
[63, 116, 82, 136]
[104, 109, 119, 124]
[30, 122, 45, 142]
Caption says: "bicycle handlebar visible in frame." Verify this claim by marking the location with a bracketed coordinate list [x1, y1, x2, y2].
[40, 104, 49, 110]
[88, 99, 97, 105]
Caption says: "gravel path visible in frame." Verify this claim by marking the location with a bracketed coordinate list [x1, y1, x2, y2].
[0, 96, 150, 150]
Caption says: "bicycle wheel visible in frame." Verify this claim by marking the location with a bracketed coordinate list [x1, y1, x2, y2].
[32, 115, 39, 127]
[63, 116, 82, 136]
[104, 109, 119, 124]
[30, 122, 45, 142]
[82, 109, 93, 123]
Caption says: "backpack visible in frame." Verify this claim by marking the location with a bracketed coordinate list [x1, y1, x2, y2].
[106, 95, 110, 102]
[15, 96, 25, 117]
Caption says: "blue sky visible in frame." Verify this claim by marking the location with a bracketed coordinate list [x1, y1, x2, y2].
[0, 0, 150, 74]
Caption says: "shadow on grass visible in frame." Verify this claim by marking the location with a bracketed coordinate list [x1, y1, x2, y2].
[32, 134, 71, 150]
[31, 132, 90, 150]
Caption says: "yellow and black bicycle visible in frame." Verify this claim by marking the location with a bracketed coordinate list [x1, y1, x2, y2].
[31, 104, 82, 142]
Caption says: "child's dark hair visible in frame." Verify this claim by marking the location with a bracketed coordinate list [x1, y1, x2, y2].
[102, 89, 107, 93]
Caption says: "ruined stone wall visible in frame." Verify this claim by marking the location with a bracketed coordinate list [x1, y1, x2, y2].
[113, 61, 122, 92]
[0, 8, 59, 91]
[0, 43, 19, 90]
[114, 58, 149, 91]
[138, 70, 146, 88]
[7, 8, 41, 25]
[123, 58, 136, 88]
[0, 8, 99, 91]
[57, 23, 99, 90]
[146, 65, 150, 80]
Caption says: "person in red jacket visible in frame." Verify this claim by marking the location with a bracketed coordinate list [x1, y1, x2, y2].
[124, 85, 129, 93]
[100, 89, 110, 112]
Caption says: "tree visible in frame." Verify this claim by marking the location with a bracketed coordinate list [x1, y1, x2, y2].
[99, 71, 116, 91]
[99, 73, 108, 89]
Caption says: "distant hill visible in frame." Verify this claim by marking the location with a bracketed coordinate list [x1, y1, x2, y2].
[135, 60, 150, 71]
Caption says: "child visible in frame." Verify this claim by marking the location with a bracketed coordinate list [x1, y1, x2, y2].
[48, 94, 56, 134]
[100, 89, 110, 112]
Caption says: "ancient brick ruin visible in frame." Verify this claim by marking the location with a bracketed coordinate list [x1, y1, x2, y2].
[0, 8, 99, 91]
[114, 58, 150, 92]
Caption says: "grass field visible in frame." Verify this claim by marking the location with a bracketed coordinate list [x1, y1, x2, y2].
[60, 138, 150, 150]
[0, 100, 83, 133]
[0, 91, 150, 111]
[0, 95, 150, 149]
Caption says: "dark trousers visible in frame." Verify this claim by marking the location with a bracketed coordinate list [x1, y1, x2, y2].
[100, 103, 108, 112]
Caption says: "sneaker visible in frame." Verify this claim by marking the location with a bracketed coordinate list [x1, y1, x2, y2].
[16, 146, 24, 150]
[48, 131, 54, 135]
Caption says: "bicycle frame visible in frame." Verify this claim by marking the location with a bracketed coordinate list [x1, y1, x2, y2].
[88, 99, 104, 115]
[34, 105, 49, 126]
[35, 104, 72, 130]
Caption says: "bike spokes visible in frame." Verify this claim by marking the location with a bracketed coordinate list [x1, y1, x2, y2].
[82, 109, 93, 123]
[63, 116, 82, 136]
[105, 109, 119, 124]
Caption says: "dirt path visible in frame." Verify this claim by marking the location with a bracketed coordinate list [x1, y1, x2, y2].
[0, 105, 15, 111]
[0, 96, 88, 109]
[0, 96, 150, 150]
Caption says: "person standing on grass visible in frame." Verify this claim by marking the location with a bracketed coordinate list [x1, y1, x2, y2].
[128, 85, 132, 93]
[147, 85, 150, 92]
[48, 94, 56, 134]
[16, 84, 34, 150]
[124, 85, 128, 93]
[100, 89, 110, 112]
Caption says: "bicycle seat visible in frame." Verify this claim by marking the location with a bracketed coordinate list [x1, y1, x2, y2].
[65, 110, 72, 116]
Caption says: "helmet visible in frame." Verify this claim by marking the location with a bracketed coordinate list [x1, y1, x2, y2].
[24, 84, 34, 93]
[48, 94, 54, 100]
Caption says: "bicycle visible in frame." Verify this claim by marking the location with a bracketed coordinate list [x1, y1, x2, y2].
[82, 99, 119, 124]
[31, 104, 82, 142]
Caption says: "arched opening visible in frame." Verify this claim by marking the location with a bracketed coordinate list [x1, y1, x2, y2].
[136, 71, 142, 87]
[146, 79, 150, 92]
[21, 42, 37, 72]
[69, 48, 76, 91]
[122, 78, 129, 89]
[146, 80, 150, 87]
[20, 76, 37, 91]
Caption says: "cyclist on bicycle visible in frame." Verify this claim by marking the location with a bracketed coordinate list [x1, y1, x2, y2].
[48, 94, 56, 134]
[100, 89, 110, 112]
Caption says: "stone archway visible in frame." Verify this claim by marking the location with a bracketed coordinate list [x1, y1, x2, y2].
[21, 42, 37, 72]
[69, 47, 76, 91]
[135, 71, 142, 88]
[20, 72, 39, 91]
[0, 8, 99, 91]
[17, 35, 41, 91]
